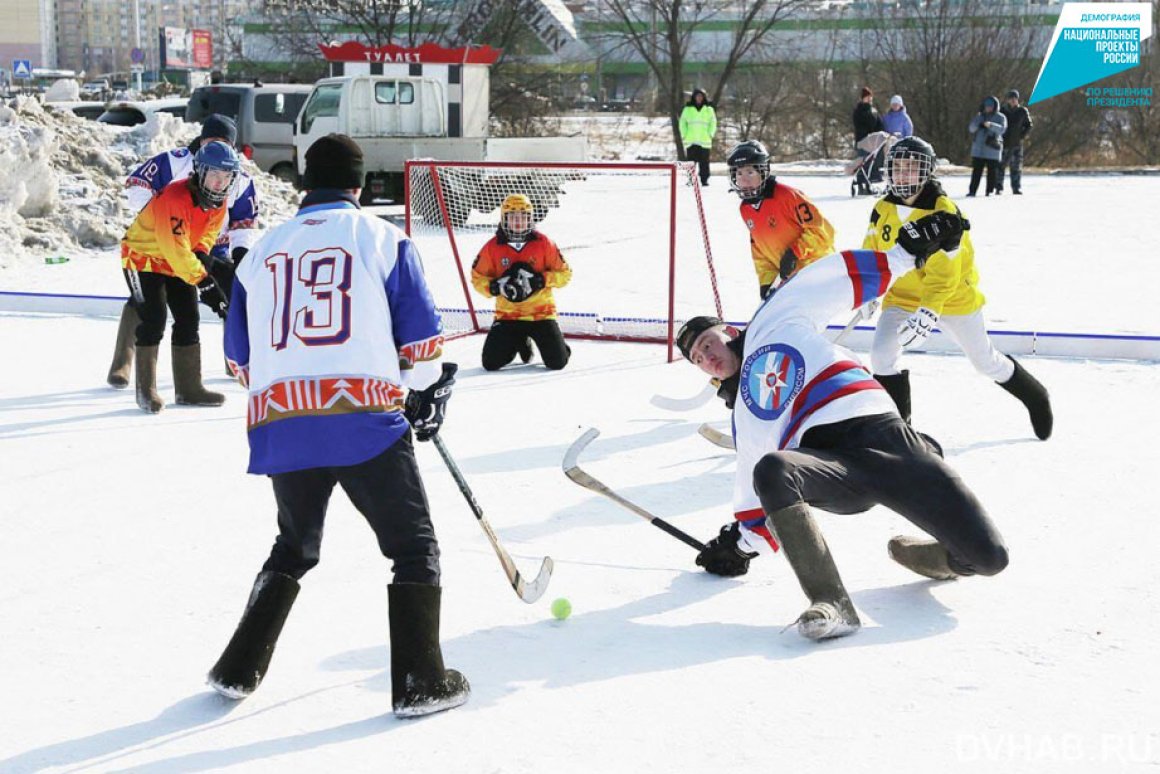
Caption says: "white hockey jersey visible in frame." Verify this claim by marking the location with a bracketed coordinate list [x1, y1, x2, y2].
[224, 195, 444, 475]
[125, 146, 261, 258]
[732, 246, 918, 554]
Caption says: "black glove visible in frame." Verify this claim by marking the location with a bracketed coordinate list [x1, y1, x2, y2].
[489, 276, 526, 303]
[896, 211, 965, 268]
[505, 261, 542, 303]
[195, 250, 214, 271]
[196, 275, 228, 319]
[759, 283, 772, 300]
[696, 522, 758, 577]
[404, 362, 457, 442]
[778, 248, 798, 281]
[231, 246, 248, 266]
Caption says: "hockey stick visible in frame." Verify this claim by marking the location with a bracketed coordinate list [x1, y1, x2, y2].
[432, 435, 553, 604]
[830, 299, 879, 345]
[562, 428, 706, 551]
[697, 423, 735, 450]
[650, 379, 718, 412]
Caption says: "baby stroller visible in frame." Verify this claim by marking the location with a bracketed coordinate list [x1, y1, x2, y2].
[845, 131, 896, 197]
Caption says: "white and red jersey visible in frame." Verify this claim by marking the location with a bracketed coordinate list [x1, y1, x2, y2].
[224, 196, 443, 475]
[731, 246, 917, 554]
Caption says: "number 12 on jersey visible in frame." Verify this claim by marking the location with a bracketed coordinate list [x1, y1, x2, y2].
[266, 248, 353, 349]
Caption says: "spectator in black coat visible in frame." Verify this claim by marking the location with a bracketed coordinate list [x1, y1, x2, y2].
[998, 89, 1033, 195]
[852, 87, 886, 189]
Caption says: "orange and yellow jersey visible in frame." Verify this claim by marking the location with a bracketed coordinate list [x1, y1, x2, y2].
[861, 181, 985, 316]
[471, 230, 572, 321]
[740, 179, 835, 287]
[121, 179, 226, 285]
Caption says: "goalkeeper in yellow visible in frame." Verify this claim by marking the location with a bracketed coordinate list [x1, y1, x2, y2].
[471, 194, 573, 371]
[863, 137, 1052, 439]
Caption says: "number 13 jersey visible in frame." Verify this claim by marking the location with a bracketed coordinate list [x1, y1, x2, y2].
[225, 198, 444, 475]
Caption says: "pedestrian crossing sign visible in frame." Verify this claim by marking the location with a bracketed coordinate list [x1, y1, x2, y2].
[12, 60, 32, 79]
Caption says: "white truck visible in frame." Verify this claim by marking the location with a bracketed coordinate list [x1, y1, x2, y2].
[293, 54, 587, 223]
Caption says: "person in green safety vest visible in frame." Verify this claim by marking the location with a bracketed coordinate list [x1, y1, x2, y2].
[679, 88, 718, 186]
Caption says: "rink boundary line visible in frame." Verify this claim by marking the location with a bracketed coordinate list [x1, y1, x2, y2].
[2, 291, 1157, 361]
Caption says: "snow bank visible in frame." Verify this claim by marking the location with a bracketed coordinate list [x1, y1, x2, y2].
[0, 97, 300, 272]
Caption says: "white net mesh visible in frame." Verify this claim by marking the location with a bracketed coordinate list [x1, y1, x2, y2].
[405, 161, 722, 354]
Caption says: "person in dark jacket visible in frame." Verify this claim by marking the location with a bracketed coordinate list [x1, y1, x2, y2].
[852, 87, 886, 189]
[967, 96, 1006, 197]
[998, 89, 1032, 195]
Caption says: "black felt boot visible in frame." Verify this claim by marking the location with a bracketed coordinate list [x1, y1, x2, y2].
[874, 370, 911, 424]
[207, 571, 300, 699]
[389, 583, 470, 717]
[998, 357, 1053, 440]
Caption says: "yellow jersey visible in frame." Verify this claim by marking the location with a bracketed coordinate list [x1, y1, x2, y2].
[861, 182, 985, 316]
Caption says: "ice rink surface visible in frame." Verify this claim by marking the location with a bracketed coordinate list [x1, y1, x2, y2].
[1, 171, 1159, 773]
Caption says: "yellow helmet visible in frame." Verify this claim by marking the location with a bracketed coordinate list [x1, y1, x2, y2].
[500, 193, 534, 240]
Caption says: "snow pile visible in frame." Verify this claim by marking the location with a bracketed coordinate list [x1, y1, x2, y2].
[0, 97, 300, 272]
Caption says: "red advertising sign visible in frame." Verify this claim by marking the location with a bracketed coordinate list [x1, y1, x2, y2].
[192, 29, 213, 69]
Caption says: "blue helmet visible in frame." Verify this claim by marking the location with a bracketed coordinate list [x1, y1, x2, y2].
[192, 140, 241, 208]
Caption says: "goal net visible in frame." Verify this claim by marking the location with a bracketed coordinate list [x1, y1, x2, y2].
[404, 160, 723, 361]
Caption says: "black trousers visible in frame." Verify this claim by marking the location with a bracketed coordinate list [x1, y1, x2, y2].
[998, 145, 1024, 193]
[752, 413, 1008, 576]
[265, 435, 441, 585]
[482, 319, 570, 371]
[124, 269, 200, 347]
[969, 157, 1000, 195]
[686, 144, 711, 184]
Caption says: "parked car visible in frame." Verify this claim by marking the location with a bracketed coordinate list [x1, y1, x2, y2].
[97, 97, 189, 126]
[186, 82, 313, 182]
[80, 79, 110, 99]
[45, 100, 108, 120]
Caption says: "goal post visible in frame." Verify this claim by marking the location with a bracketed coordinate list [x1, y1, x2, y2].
[404, 160, 723, 362]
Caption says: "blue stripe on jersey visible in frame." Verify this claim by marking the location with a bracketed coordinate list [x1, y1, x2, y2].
[388, 239, 443, 350]
[779, 363, 877, 449]
[842, 249, 890, 308]
[245, 410, 409, 475]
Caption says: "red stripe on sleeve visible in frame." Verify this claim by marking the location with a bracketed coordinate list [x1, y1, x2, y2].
[874, 250, 893, 297]
[842, 251, 863, 307]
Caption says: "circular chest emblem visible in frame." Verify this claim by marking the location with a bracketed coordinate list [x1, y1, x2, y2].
[739, 344, 805, 420]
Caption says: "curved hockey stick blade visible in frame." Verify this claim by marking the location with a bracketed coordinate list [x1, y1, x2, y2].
[697, 422, 735, 450]
[562, 428, 706, 551]
[515, 556, 554, 604]
[649, 380, 717, 412]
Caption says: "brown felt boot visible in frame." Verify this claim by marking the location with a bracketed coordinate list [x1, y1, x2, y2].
[106, 304, 139, 389]
[134, 345, 164, 413]
[766, 503, 861, 641]
[172, 344, 225, 406]
[887, 536, 960, 581]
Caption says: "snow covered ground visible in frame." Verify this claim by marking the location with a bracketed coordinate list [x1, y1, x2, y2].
[1, 159, 1158, 772]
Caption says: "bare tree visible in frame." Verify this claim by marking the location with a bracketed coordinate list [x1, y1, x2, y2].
[597, 0, 809, 159]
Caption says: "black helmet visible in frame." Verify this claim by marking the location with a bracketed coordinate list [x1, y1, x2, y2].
[885, 136, 936, 199]
[726, 140, 771, 200]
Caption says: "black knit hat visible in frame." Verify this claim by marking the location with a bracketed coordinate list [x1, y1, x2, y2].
[303, 133, 365, 190]
[676, 315, 724, 360]
[199, 114, 237, 146]
[1006, 89, 1020, 100]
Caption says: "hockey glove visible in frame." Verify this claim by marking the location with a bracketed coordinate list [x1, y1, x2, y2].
[896, 211, 964, 267]
[778, 248, 798, 281]
[196, 275, 229, 320]
[405, 362, 457, 442]
[195, 250, 213, 271]
[489, 276, 523, 303]
[696, 522, 758, 577]
[897, 306, 939, 349]
[759, 283, 773, 300]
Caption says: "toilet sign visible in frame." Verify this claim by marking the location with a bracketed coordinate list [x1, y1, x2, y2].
[12, 60, 32, 79]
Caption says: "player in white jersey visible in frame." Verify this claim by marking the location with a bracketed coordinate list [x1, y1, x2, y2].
[678, 211, 1008, 641]
[207, 135, 469, 718]
[107, 114, 262, 388]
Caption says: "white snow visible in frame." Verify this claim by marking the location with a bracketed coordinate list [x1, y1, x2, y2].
[0, 138, 1159, 772]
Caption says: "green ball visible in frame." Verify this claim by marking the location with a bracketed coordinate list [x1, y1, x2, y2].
[550, 597, 572, 620]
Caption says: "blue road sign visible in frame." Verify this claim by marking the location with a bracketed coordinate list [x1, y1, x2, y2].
[12, 60, 32, 79]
